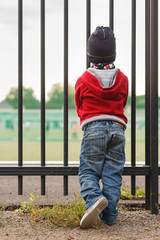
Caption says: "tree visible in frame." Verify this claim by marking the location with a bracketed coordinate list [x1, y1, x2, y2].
[23, 87, 40, 109]
[68, 84, 75, 109]
[46, 83, 63, 109]
[136, 95, 145, 109]
[4, 87, 18, 109]
[4, 87, 40, 109]
[46, 83, 75, 109]
[125, 95, 160, 108]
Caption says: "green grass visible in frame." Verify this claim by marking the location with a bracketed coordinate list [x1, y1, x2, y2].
[0, 128, 82, 142]
[0, 109, 160, 163]
[0, 141, 81, 162]
[1, 140, 160, 163]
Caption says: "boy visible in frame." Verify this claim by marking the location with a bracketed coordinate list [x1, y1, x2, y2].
[75, 26, 128, 228]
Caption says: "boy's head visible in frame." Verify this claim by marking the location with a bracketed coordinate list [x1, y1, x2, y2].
[87, 26, 116, 64]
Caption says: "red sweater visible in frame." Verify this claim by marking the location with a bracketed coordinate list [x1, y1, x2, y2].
[75, 69, 128, 127]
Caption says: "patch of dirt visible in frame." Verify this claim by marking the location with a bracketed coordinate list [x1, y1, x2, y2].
[0, 207, 160, 240]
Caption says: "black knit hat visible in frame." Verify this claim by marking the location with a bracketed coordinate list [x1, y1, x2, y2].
[87, 26, 116, 64]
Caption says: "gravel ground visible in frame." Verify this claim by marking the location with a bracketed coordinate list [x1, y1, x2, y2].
[0, 176, 160, 239]
[0, 206, 160, 240]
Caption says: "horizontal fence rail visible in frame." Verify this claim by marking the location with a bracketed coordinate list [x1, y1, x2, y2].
[0, 165, 158, 176]
[0, 0, 159, 214]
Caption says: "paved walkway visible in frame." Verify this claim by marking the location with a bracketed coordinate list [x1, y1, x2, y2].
[0, 176, 160, 206]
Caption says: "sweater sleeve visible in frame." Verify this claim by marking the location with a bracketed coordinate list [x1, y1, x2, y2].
[75, 78, 83, 117]
[123, 76, 129, 107]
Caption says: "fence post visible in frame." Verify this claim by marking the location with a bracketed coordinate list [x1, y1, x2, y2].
[86, 0, 91, 69]
[64, 0, 69, 195]
[150, 0, 159, 214]
[18, 0, 23, 195]
[41, 0, 46, 195]
[145, 0, 151, 210]
[131, 0, 136, 196]
[109, 0, 114, 31]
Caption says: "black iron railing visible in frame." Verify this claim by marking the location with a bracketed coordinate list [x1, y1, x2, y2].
[0, 0, 159, 214]
[18, 0, 23, 195]
[150, 0, 159, 214]
[64, 0, 69, 196]
[131, 0, 136, 197]
[145, 0, 151, 211]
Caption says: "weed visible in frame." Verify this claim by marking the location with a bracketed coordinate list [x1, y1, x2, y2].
[0, 201, 10, 211]
[17, 183, 145, 229]
[0, 205, 7, 211]
[32, 195, 86, 228]
[18, 194, 86, 228]
[18, 193, 39, 213]
[120, 180, 145, 200]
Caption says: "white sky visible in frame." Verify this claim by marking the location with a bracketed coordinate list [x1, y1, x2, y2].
[0, 0, 159, 101]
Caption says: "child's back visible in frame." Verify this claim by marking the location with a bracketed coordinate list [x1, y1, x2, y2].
[75, 26, 128, 229]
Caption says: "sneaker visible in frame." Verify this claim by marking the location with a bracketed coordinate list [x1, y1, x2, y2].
[80, 197, 108, 229]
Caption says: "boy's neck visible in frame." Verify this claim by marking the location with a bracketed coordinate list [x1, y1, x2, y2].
[91, 63, 115, 70]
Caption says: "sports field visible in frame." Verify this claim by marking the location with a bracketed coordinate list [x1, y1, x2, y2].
[0, 109, 160, 163]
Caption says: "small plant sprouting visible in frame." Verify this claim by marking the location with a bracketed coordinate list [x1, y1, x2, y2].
[18, 193, 39, 213]
[120, 179, 145, 200]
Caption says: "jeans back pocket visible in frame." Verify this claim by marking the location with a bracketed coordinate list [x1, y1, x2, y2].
[84, 135, 105, 161]
[108, 134, 125, 161]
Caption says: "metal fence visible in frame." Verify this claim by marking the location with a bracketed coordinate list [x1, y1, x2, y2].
[0, 0, 159, 214]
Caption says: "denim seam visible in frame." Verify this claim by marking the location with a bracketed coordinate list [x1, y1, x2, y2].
[112, 134, 125, 141]
[108, 151, 125, 161]
[110, 127, 125, 131]
[84, 135, 104, 140]
[84, 127, 124, 133]
[84, 128, 106, 133]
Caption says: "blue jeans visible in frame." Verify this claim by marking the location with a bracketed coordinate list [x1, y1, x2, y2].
[78, 120, 125, 225]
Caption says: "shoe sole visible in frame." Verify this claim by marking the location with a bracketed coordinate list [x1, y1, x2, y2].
[80, 197, 108, 229]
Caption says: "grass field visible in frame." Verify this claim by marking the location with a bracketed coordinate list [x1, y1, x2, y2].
[0, 109, 160, 163]
[1, 140, 160, 163]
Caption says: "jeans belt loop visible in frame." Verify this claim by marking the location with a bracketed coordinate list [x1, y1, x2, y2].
[106, 121, 109, 131]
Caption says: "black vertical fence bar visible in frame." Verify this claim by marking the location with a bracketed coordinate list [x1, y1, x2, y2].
[64, 0, 69, 196]
[18, 0, 23, 195]
[131, 0, 136, 196]
[145, 0, 151, 210]
[86, 0, 91, 69]
[109, 0, 114, 31]
[41, 0, 46, 195]
[150, 0, 158, 214]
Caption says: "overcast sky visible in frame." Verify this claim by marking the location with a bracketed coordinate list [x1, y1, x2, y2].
[0, 0, 159, 101]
